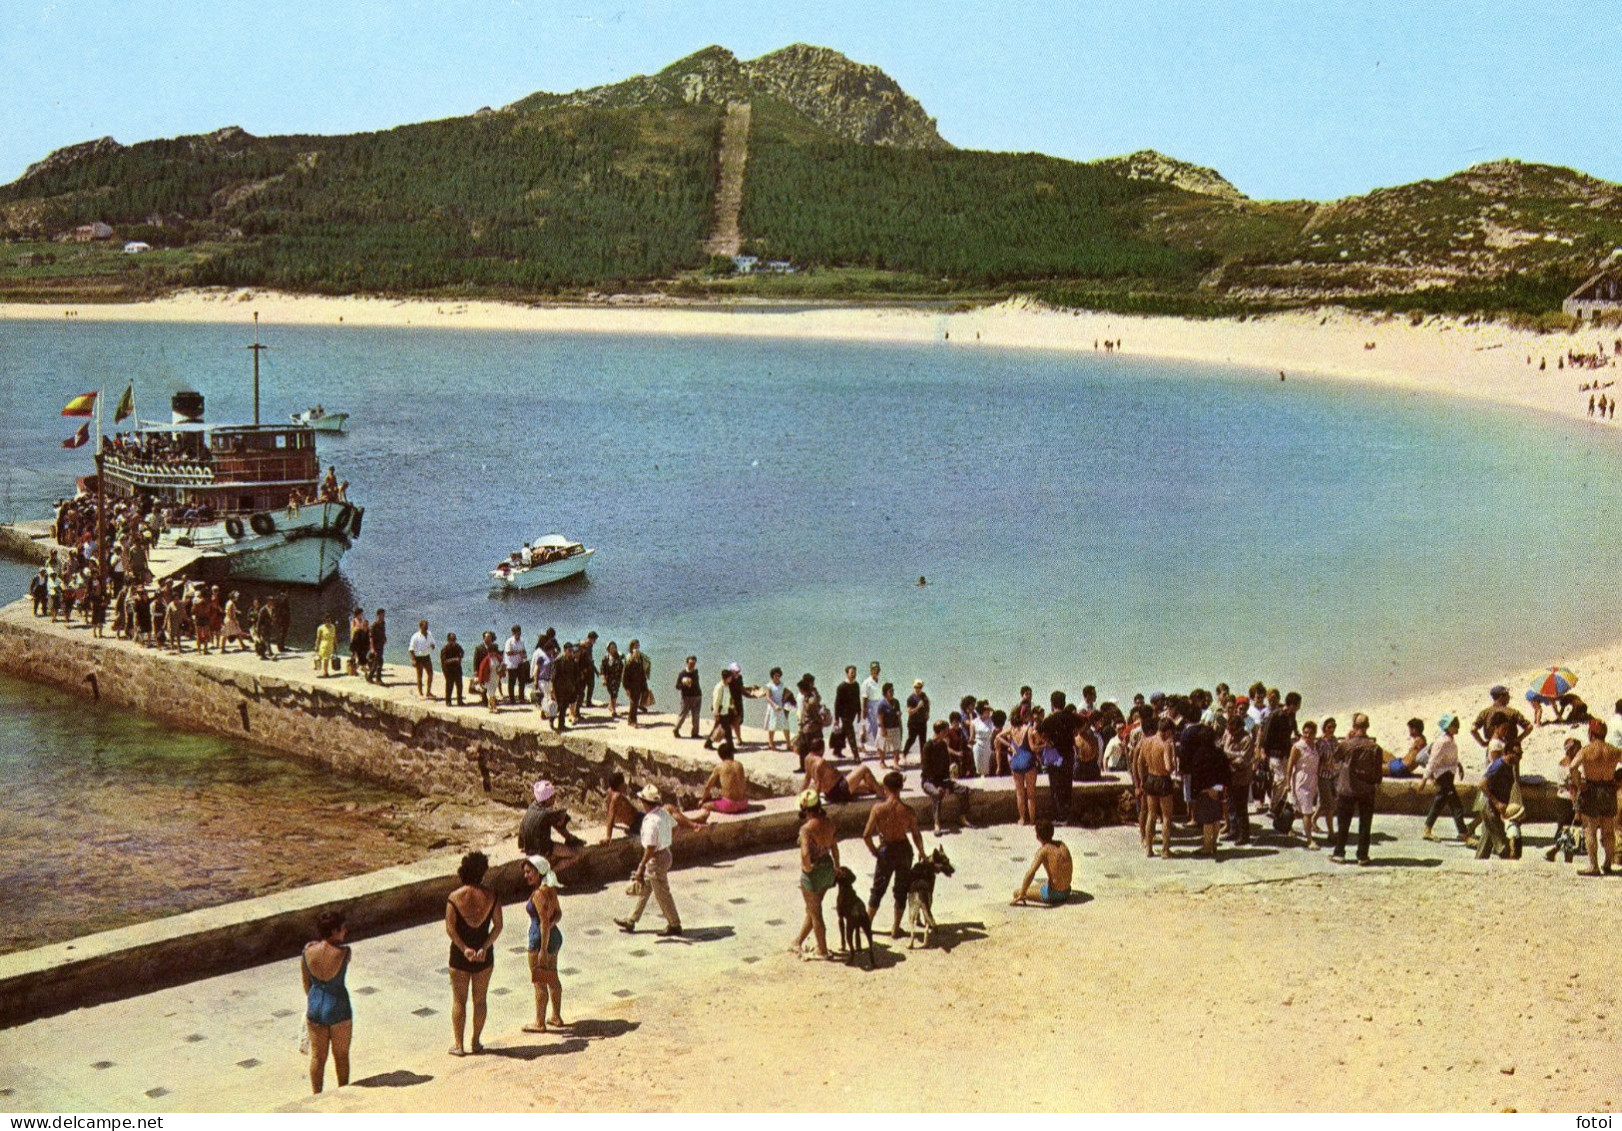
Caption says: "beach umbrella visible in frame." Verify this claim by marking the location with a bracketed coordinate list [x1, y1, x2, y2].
[1529, 667, 1578, 699]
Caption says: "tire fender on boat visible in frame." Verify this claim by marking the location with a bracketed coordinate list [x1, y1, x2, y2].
[224, 516, 245, 540]
[347, 505, 364, 537]
[249, 512, 276, 537]
[333, 503, 355, 534]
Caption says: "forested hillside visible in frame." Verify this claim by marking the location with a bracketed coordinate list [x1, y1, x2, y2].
[3, 43, 1620, 318]
[736, 103, 1202, 284]
[1, 109, 720, 295]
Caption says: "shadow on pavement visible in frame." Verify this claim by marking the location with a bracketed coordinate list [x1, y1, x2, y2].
[1366, 857, 1444, 868]
[563, 1018, 640, 1039]
[486, 1037, 589, 1060]
[352, 1069, 435, 1088]
[915, 920, 989, 954]
[656, 925, 736, 945]
[831, 942, 906, 971]
[1209, 847, 1280, 861]
[487, 1017, 640, 1059]
[1012, 890, 1096, 909]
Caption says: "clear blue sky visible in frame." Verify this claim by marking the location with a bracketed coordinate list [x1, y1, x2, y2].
[4, 0, 1618, 200]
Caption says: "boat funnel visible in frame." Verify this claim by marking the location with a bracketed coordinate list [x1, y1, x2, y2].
[171, 390, 204, 424]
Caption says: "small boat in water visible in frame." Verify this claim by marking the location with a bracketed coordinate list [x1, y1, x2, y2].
[291, 405, 349, 434]
[490, 534, 594, 590]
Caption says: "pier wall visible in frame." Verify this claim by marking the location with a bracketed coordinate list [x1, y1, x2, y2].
[0, 602, 786, 810]
[0, 522, 53, 566]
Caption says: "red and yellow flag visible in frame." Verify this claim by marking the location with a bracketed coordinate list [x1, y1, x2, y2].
[61, 391, 97, 417]
[61, 422, 90, 449]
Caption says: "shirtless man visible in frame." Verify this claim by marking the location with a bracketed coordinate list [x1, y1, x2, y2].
[699, 742, 751, 816]
[1134, 717, 1179, 858]
[862, 771, 926, 938]
[1571, 716, 1621, 875]
[802, 753, 882, 805]
[1012, 821, 1074, 906]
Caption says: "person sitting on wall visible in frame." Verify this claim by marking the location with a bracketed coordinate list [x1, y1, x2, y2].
[518, 780, 585, 873]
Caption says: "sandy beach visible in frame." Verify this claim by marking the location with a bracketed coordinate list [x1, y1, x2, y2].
[3, 292, 1619, 1113]
[4, 289, 1614, 428]
[6, 289, 1618, 777]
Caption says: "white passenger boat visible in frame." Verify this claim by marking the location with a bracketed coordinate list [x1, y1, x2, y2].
[291, 406, 349, 433]
[490, 535, 594, 589]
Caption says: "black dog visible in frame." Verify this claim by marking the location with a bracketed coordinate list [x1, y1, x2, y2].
[905, 846, 955, 949]
[834, 866, 875, 967]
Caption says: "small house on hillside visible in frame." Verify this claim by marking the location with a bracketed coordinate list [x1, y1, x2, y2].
[1565, 269, 1622, 319]
[57, 221, 115, 243]
[731, 255, 759, 275]
[123, 241, 151, 254]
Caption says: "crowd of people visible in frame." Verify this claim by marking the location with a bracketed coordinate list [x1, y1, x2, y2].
[105, 430, 200, 470]
[37, 563, 1614, 881]
[27, 558, 1612, 1086]
[33, 559, 293, 659]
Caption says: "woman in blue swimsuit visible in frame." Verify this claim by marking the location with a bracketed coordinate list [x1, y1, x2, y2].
[301, 909, 353, 1094]
[521, 855, 566, 1034]
[1008, 711, 1042, 826]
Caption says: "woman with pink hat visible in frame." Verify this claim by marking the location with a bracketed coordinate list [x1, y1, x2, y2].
[518, 780, 581, 872]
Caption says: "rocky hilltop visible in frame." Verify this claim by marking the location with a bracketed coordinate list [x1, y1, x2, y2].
[511, 44, 948, 150]
[21, 135, 126, 181]
[1093, 150, 1245, 200]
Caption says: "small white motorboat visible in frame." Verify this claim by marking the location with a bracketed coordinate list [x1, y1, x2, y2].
[291, 405, 349, 434]
[490, 534, 595, 589]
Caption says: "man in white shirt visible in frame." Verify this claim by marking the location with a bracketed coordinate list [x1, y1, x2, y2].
[1418, 713, 1470, 842]
[860, 662, 884, 755]
[531, 641, 556, 717]
[503, 625, 528, 705]
[407, 619, 436, 700]
[615, 785, 682, 936]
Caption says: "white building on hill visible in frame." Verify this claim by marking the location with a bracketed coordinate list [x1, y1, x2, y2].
[1565, 268, 1622, 319]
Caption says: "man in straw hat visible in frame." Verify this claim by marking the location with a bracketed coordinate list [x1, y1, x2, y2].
[616, 784, 682, 936]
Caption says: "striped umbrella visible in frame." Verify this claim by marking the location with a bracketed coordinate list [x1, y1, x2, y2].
[1530, 667, 1578, 699]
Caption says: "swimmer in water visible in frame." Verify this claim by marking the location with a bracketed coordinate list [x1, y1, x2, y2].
[916, 576, 927, 587]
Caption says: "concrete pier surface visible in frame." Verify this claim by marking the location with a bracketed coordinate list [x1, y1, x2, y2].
[0, 593, 807, 807]
[0, 813, 1608, 1114]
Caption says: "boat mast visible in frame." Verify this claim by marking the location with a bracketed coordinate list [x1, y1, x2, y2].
[94, 383, 107, 587]
[246, 311, 268, 426]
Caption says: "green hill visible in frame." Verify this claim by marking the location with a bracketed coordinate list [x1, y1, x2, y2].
[2, 44, 1619, 318]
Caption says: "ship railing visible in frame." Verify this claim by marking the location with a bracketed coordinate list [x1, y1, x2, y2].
[104, 455, 217, 485]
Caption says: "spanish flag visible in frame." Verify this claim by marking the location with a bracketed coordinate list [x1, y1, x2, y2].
[113, 384, 135, 424]
[61, 391, 97, 417]
[61, 422, 90, 449]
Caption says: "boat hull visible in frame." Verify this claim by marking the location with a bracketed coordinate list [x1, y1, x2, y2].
[491, 548, 594, 590]
[292, 412, 349, 433]
[167, 502, 357, 587]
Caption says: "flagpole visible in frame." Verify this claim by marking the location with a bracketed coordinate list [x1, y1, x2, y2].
[95, 385, 107, 588]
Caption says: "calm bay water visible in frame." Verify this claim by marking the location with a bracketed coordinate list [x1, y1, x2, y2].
[5, 315, 1621, 715]
[5, 314, 1621, 939]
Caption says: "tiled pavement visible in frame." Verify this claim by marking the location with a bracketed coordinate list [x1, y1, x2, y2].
[0, 813, 1508, 1113]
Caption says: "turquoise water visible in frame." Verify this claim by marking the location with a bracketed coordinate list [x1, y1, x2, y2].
[0, 641, 424, 950]
[4, 316, 1621, 714]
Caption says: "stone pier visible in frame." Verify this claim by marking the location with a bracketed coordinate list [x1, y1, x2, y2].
[0, 596, 800, 812]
